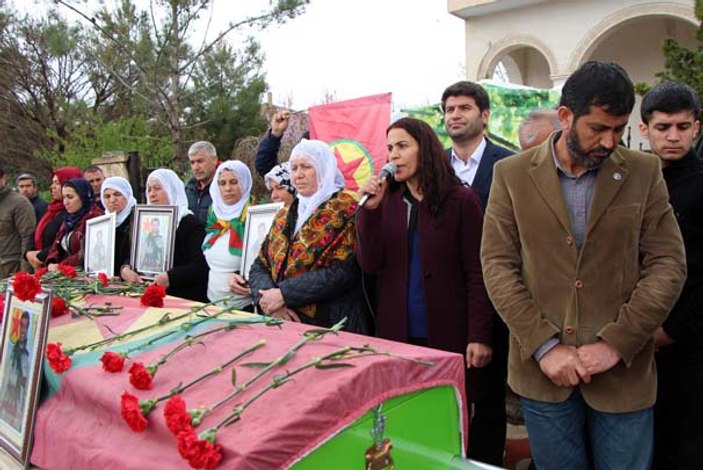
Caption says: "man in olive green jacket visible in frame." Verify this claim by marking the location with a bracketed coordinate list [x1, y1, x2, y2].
[481, 62, 686, 469]
[0, 165, 36, 278]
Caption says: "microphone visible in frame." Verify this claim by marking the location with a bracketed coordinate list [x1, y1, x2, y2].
[358, 162, 397, 208]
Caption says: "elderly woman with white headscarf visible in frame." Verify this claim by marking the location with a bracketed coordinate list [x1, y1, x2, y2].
[202, 160, 254, 309]
[101, 176, 137, 277]
[248, 139, 371, 334]
[128, 168, 208, 302]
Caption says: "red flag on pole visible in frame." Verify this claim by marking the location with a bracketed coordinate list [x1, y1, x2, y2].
[309, 93, 392, 191]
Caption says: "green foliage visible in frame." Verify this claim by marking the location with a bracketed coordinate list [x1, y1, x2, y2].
[403, 82, 559, 149]
[0, 0, 309, 171]
[187, 38, 268, 156]
[36, 114, 172, 169]
[647, 0, 703, 100]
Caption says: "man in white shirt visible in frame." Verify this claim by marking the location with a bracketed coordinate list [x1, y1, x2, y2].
[441, 81, 512, 465]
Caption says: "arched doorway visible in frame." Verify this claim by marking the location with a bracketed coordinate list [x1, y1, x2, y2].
[579, 15, 697, 150]
[489, 46, 554, 88]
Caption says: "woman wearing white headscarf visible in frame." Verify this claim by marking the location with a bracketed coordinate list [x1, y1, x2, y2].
[248, 139, 371, 334]
[101, 176, 137, 277]
[202, 160, 254, 309]
[137, 168, 208, 302]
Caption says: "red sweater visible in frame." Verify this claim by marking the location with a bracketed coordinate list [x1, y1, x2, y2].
[46, 204, 104, 267]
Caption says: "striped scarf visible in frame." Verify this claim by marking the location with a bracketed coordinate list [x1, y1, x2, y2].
[202, 202, 250, 256]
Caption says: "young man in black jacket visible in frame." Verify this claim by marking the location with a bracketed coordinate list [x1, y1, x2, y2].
[640, 81, 703, 470]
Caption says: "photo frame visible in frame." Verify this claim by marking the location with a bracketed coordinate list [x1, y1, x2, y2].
[84, 212, 116, 276]
[130, 205, 177, 280]
[241, 202, 284, 280]
[0, 285, 52, 468]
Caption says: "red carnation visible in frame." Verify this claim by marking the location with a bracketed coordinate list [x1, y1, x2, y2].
[177, 429, 222, 469]
[46, 342, 72, 374]
[120, 392, 155, 433]
[100, 351, 126, 373]
[97, 272, 109, 287]
[51, 297, 68, 318]
[12, 272, 42, 302]
[140, 285, 166, 308]
[128, 362, 155, 390]
[58, 264, 77, 278]
[34, 267, 48, 280]
[164, 395, 194, 436]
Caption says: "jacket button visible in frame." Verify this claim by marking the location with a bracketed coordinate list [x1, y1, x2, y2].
[574, 280, 583, 288]
[565, 326, 575, 335]
[424, 271, 431, 278]
[566, 236, 574, 245]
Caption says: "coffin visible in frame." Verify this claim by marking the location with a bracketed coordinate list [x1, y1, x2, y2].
[7, 293, 495, 469]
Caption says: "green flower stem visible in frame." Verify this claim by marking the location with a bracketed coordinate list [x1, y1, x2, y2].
[141, 311, 279, 370]
[63, 296, 243, 356]
[345, 346, 436, 367]
[213, 346, 388, 429]
[201, 318, 347, 421]
[66, 299, 123, 319]
[213, 344, 437, 430]
[149, 339, 267, 407]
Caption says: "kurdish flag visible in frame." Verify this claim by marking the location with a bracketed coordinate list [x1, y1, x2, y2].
[309, 93, 392, 191]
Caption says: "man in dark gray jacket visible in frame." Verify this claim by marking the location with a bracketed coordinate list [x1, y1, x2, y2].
[0, 165, 36, 278]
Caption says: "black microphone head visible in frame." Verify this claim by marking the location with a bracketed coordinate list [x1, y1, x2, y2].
[379, 162, 397, 179]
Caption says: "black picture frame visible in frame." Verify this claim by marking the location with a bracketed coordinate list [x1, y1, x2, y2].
[129, 205, 177, 280]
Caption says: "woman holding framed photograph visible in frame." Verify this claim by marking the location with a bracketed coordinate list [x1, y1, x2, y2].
[140, 169, 208, 303]
[100, 176, 137, 277]
[25, 167, 82, 270]
[202, 160, 255, 309]
[46, 178, 104, 269]
[248, 139, 371, 334]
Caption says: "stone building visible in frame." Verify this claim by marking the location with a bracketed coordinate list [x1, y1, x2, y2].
[448, 0, 697, 150]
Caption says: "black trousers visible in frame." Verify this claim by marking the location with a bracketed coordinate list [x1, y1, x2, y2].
[653, 349, 703, 470]
[467, 317, 508, 466]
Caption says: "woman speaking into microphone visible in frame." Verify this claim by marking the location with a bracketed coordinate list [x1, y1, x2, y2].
[355, 117, 494, 406]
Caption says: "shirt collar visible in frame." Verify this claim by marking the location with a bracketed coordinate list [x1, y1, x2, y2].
[451, 137, 487, 167]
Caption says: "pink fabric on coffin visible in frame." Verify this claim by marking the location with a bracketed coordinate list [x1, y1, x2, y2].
[31, 297, 466, 469]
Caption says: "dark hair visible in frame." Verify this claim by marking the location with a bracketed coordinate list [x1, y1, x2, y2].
[83, 165, 103, 174]
[386, 117, 462, 216]
[559, 61, 635, 119]
[0, 165, 5, 177]
[441, 81, 490, 113]
[640, 81, 701, 124]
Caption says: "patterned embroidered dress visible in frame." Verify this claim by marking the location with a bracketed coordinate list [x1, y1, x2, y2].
[258, 190, 358, 321]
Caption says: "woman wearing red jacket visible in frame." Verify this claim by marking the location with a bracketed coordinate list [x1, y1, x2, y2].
[46, 178, 103, 268]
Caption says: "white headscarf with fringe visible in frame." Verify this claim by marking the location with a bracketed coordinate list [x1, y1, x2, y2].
[290, 139, 344, 235]
[101, 176, 137, 226]
[145, 169, 193, 227]
[209, 160, 252, 221]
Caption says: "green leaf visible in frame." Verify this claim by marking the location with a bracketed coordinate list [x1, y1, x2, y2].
[240, 362, 272, 368]
[278, 350, 295, 365]
[315, 363, 356, 369]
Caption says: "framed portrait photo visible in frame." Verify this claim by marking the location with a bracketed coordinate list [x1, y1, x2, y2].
[0, 285, 52, 468]
[84, 212, 116, 276]
[130, 205, 177, 281]
[241, 202, 284, 281]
